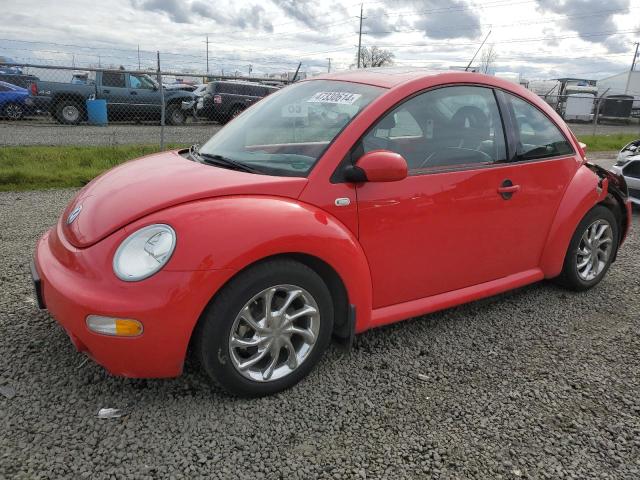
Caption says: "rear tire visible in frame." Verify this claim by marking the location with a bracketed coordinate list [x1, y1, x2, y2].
[554, 205, 619, 291]
[55, 100, 83, 125]
[194, 259, 334, 397]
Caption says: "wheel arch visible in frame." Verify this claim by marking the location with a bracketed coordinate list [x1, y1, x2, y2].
[539, 164, 614, 278]
[186, 252, 353, 358]
[52, 93, 87, 121]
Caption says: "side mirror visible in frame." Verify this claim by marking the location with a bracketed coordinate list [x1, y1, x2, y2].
[346, 150, 408, 183]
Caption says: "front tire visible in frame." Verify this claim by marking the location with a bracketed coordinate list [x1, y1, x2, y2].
[166, 104, 186, 125]
[555, 205, 619, 291]
[195, 259, 334, 397]
[223, 105, 244, 124]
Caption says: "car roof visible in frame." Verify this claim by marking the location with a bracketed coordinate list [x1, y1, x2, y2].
[213, 80, 271, 87]
[310, 67, 449, 88]
[310, 67, 494, 89]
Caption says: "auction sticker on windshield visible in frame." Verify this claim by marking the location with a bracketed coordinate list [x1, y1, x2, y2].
[307, 92, 362, 105]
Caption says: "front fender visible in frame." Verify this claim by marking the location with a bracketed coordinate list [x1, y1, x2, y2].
[539, 165, 607, 278]
[125, 196, 374, 332]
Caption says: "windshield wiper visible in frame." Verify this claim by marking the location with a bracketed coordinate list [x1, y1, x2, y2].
[198, 152, 262, 174]
[188, 144, 201, 162]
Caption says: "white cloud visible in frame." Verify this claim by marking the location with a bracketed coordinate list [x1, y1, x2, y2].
[0, 0, 636, 78]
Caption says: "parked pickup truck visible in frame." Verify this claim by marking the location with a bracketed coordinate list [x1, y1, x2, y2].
[31, 70, 196, 125]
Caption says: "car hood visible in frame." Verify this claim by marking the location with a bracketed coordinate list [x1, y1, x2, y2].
[61, 150, 308, 248]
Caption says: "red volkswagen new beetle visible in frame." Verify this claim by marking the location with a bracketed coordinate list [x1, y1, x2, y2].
[32, 69, 631, 396]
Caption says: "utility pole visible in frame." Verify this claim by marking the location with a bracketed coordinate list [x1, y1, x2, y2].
[137, 44, 141, 70]
[204, 35, 211, 74]
[326, 57, 332, 73]
[631, 42, 639, 72]
[625, 42, 639, 94]
[356, 4, 365, 68]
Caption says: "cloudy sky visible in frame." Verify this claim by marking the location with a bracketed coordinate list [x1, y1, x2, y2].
[1, 0, 638, 79]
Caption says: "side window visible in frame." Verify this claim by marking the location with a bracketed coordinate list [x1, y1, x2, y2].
[129, 74, 155, 89]
[222, 84, 239, 95]
[102, 72, 125, 88]
[361, 86, 506, 173]
[506, 94, 573, 160]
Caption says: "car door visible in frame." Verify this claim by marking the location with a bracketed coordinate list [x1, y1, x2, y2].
[98, 71, 129, 120]
[128, 73, 160, 119]
[490, 90, 580, 270]
[354, 85, 558, 309]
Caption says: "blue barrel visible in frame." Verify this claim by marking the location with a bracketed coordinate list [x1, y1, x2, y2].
[86, 99, 108, 126]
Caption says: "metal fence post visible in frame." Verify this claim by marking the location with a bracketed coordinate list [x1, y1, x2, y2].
[157, 51, 165, 150]
[592, 96, 599, 137]
[592, 88, 610, 137]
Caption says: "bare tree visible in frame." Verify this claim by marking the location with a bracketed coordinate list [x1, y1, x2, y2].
[356, 46, 395, 68]
[479, 44, 497, 74]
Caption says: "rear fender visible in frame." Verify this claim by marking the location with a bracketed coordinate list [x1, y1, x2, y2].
[539, 165, 607, 278]
[125, 196, 374, 332]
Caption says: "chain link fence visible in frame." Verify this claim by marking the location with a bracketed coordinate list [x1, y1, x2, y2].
[1, 60, 640, 148]
[538, 92, 640, 136]
[0, 61, 290, 147]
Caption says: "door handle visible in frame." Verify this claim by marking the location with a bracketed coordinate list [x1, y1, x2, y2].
[103, 89, 110, 94]
[130, 91, 137, 95]
[498, 179, 520, 200]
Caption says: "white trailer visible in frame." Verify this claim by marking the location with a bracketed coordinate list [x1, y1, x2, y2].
[598, 71, 640, 112]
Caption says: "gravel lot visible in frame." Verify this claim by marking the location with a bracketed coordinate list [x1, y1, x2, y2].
[0, 121, 221, 146]
[1, 157, 639, 479]
[0, 119, 638, 146]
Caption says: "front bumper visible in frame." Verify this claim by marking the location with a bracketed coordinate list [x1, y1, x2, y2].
[33, 225, 231, 378]
[612, 165, 640, 206]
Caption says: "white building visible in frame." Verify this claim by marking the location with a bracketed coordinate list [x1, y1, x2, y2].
[598, 71, 640, 109]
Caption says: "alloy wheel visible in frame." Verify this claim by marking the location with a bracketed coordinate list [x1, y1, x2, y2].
[228, 284, 320, 382]
[576, 219, 613, 282]
[5, 104, 23, 120]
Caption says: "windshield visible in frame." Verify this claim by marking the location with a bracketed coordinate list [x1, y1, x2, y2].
[199, 80, 384, 176]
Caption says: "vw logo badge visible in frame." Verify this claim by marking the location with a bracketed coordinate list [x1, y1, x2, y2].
[66, 204, 83, 225]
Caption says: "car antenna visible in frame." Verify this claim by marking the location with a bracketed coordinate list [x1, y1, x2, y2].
[465, 30, 492, 72]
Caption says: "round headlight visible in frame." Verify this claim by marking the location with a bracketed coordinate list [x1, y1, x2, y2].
[113, 224, 176, 281]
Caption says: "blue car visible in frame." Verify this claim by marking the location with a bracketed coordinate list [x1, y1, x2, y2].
[0, 80, 33, 119]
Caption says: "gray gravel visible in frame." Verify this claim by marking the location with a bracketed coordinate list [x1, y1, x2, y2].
[1, 160, 639, 479]
[0, 120, 221, 147]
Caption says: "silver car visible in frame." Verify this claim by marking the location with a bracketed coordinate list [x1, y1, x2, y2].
[612, 139, 640, 206]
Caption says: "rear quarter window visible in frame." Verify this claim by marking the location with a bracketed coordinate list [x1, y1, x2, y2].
[506, 93, 574, 161]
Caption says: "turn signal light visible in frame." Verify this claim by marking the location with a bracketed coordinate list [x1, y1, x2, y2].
[86, 315, 143, 337]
